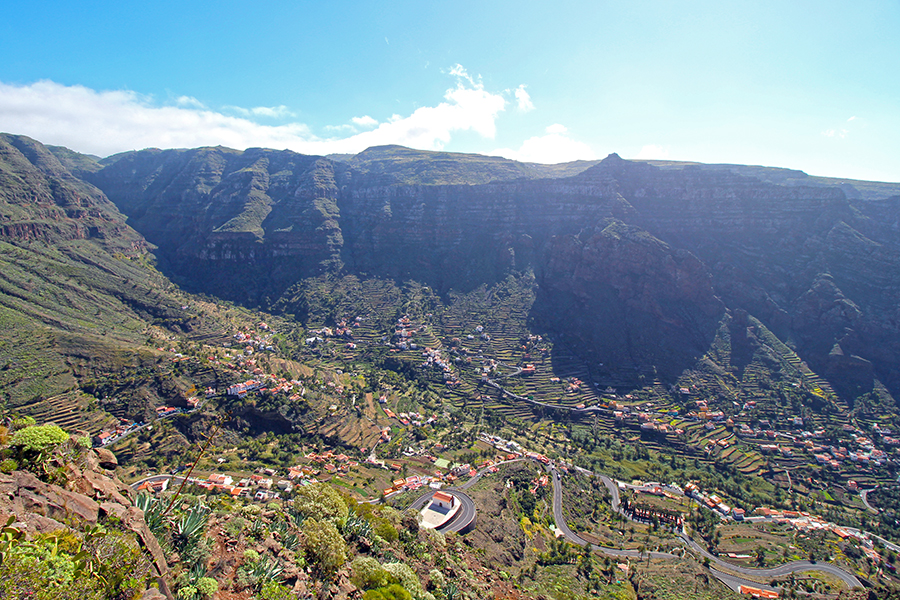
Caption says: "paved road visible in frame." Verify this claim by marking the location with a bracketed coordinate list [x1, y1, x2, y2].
[483, 377, 609, 415]
[409, 489, 477, 533]
[709, 568, 780, 594]
[130, 474, 192, 490]
[598, 474, 621, 511]
[544, 462, 863, 591]
[678, 531, 863, 589]
[860, 487, 879, 514]
[545, 463, 675, 560]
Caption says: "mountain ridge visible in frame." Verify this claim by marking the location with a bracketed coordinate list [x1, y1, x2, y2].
[4, 133, 900, 409]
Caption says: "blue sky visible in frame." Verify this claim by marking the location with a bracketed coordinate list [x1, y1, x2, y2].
[1, 1, 897, 181]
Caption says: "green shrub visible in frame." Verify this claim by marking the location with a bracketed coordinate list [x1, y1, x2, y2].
[294, 483, 349, 523]
[257, 580, 294, 600]
[10, 416, 36, 431]
[301, 518, 347, 578]
[373, 518, 398, 543]
[427, 568, 445, 590]
[351, 555, 391, 590]
[195, 576, 218, 598]
[383, 562, 429, 600]
[363, 584, 413, 600]
[223, 516, 246, 539]
[243, 548, 260, 563]
[0, 459, 19, 473]
[10, 424, 68, 453]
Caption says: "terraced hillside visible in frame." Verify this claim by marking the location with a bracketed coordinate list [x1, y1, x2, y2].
[0, 134, 243, 425]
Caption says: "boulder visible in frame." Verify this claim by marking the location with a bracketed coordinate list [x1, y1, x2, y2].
[95, 447, 119, 470]
[65, 463, 132, 505]
[13, 470, 100, 524]
[140, 587, 167, 600]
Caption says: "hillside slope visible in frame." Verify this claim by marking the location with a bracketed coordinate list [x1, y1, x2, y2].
[0, 135, 228, 425]
[81, 143, 900, 407]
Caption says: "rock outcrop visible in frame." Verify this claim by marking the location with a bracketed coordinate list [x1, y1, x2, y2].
[0, 449, 170, 593]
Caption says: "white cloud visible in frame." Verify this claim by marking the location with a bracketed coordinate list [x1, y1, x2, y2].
[250, 105, 294, 118]
[491, 124, 594, 164]
[823, 117, 860, 139]
[351, 115, 378, 128]
[225, 104, 295, 119]
[448, 64, 478, 87]
[176, 95, 206, 109]
[322, 123, 357, 133]
[822, 128, 848, 139]
[634, 144, 670, 160]
[0, 71, 508, 157]
[514, 85, 534, 112]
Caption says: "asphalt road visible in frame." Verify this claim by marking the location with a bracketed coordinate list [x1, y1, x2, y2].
[678, 531, 863, 589]
[860, 487, 879, 514]
[709, 568, 780, 594]
[409, 489, 477, 533]
[545, 463, 863, 591]
[133, 458, 865, 592]
[544, 463, 676, 560]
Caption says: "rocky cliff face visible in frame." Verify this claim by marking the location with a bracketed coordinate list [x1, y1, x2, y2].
[88, 147, 343, 302]
[535, 220, 724, 379]
[0, 134, 144, 253]
[73, 144, 900, 402]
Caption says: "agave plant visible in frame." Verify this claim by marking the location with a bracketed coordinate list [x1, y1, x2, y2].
[281, 532, 300, 551]
[248, 517, 267, 541]
[269, 520, 288, 536]
[175, 505, 210, 547]
[0, 516, 27, 566]
[287, 508, 306, 528]
[188, 561, 208, 582]
[250, 557, 284, 587]
[443, 582, 459, 600]
[342, 513, 373, 540]
[134, 493, 167, 536]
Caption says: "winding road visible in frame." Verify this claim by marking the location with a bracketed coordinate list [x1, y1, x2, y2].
[544, 463, 863, 592]
[134, 453, 865, 593]
[860, 487, 879, 514]
[408, 489, 477, 534]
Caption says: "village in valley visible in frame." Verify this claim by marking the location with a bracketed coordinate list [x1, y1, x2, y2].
[83, 285, 900, 595]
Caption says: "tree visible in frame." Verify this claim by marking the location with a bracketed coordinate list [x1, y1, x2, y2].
[755, 547, 766, 567]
